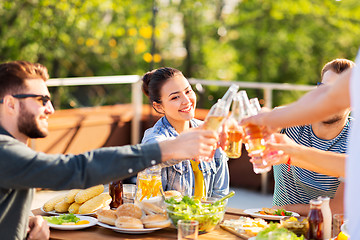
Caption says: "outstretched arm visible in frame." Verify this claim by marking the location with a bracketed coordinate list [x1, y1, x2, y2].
[241, 69, 351, 131]
[159, 128, 218, 162]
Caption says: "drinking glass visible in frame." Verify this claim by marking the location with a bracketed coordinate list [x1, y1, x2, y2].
[177, 220, 199, 240]
[332, 214, 345, 238]
[122, 184, 136, 204]
[251, 156, 271, 174]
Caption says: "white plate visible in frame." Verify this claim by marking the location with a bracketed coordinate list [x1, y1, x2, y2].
[243, 208, 300, 221]
[45, 216, 98, 230]
[40, 206, 95, 216]
[97, 221, 162, 234]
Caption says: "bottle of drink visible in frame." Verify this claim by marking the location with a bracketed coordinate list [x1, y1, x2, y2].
[318, 196, 332, 239]
[201, 84, 239, 161]
[307, 199, 324, 240]
[203, 84, 239, 131]
[242, 97, 266, 156]
[202, 99, 227, 131]
[224, 91, 245, 158]
[244, 97, 271, 173]
[109, 180, 123, 209]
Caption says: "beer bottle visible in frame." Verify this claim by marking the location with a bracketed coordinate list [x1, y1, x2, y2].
[109, 180, 123, 209]
[224, 91, 245, 158]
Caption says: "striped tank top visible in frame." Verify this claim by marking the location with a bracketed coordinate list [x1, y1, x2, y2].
[273, 117, 352, 206]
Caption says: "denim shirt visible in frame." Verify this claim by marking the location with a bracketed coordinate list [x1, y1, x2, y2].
[141, 116, 230, 198]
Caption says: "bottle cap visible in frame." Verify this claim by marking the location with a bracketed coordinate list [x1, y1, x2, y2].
[318, 196, 330, 202]
[309, 199, 322, 206]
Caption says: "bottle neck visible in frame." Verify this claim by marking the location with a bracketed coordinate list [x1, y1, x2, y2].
[310, 204, 322, 210]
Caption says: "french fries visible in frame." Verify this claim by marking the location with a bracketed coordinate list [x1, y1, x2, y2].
[42, 184, 111, 214]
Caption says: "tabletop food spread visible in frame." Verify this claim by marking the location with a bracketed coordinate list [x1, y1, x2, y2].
[39, 184, 350, 240]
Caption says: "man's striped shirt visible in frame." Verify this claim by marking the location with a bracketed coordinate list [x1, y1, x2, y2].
[273, 117, 352, 206]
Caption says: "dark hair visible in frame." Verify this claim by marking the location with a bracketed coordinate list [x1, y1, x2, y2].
[142, 67, 182, 104]
[0, 61, 49, 99]
[321, 58, 355, 80]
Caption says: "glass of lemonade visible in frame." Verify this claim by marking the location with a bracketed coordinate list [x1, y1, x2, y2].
[135, 166, 162, 203]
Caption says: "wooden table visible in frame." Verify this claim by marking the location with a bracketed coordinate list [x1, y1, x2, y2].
[32, 208, 250, 240]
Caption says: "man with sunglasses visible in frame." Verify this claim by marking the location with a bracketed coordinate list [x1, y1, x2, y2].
[261, 59, 354, 216]
[0, 61, 219, 240]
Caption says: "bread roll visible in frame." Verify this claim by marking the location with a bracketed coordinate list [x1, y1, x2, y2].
[96, 209, 117, 226]
[139, 201, 165, 215]
[141, 214, 171, 228]
[115, 216, 143, 229]
[116, 203, 143, 219]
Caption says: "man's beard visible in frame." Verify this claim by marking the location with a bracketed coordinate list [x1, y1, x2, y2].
[18, 102, 47, 138]
[321, 115, 343, 125]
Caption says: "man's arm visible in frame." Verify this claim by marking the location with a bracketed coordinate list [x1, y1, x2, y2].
[241, 69, 351, 130]
[159, 128, 218, 162]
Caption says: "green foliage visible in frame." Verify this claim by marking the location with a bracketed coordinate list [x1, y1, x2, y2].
[1, 0, 360, 108]
[224, 0, 360, 105]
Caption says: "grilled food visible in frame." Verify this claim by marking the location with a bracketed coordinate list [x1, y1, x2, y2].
[64, 189, 80, 203]
[54, 200, 72, 213]
[43, 194, 67, 212]
[75, 185, 105, 204]
[78, 192, 111, 214]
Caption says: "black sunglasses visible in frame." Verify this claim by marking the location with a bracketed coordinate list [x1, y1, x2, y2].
[317, 82, 324, 86]
[0, 94, 51, 106]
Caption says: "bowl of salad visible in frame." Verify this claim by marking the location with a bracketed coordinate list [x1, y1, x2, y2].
[165, 196, 227, 232]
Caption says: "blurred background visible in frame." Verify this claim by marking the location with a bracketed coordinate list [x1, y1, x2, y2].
[2, 0, 359, 198]
[2, 0, 360, 109]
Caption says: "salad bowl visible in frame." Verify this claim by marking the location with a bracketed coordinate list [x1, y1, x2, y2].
[165, 196, 227, 232]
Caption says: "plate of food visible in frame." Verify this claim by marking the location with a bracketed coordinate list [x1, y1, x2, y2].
[248, 222, 305, 240]
[41, 185, 111, 216]
[97, 222, 162, 234]
[43, 214, 98, 230]
[244, 208, 299, 221]
[96, 207, 171, 234]
[40, 206, 96, 216]
[220, 216, 269, 239]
